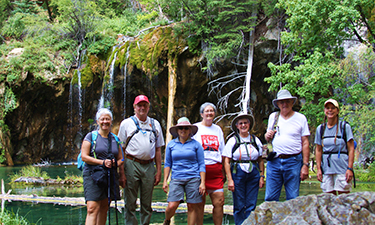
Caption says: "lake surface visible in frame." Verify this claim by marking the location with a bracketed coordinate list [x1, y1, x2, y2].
[1, 165, 373, 224]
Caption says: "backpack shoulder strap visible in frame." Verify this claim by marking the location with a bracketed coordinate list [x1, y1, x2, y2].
[320, 123, 326, 146]
[250, 134, 260, 153]
[91, 131, 98, 158]
[111, 132, 125, 161]
[231, 133, 241, 156]
[340, 121, 347, 142]
[150, 118, 157, 137]
[272, 111, 280, 131]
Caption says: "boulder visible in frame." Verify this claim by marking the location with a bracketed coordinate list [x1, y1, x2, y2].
[243, 192, 375, 225]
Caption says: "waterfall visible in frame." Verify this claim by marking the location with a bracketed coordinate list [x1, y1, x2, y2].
[68, 49, 86, 155]
[122, 45, 130, 118]
[98, 47, 117, 110]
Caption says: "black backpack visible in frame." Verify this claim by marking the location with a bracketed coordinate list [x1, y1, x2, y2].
[231, 133, 260, 156]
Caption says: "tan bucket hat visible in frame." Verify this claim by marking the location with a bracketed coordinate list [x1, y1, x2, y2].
[231, 113, 255, 133]
[169, 117, 198, 137]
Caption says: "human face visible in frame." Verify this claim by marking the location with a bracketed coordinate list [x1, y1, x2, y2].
[134, 101, 150, 120]
[236, 118, 250, 135]
[277, 99, 293, 114]
[97, 114, 112, 131]
[324, 103, 339, 119]
[177, 126, 191, 140]
[201, 106, 216, 124]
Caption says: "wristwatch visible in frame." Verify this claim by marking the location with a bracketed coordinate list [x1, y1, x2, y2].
[303, 162, 309, 167]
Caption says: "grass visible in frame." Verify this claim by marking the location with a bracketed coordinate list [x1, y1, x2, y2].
[0, 210, 30, 225]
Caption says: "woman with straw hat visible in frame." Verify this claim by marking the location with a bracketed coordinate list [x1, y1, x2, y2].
[314, 99, 355, 195]
[222, 113, 265, 225]
[163, 117, 206, 225]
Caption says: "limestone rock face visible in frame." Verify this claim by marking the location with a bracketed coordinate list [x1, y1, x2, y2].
[243, 192, 375, 225]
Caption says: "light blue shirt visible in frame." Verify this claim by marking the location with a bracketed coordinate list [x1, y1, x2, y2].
[164, 138, 205, 180]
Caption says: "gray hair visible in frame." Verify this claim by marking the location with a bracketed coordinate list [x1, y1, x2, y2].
[96, 108, 113, 121]
[199, 102, 217, 114]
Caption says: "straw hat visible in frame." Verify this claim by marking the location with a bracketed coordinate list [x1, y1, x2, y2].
[324, 99, 339, 110]
[272, 89, 297, 109]
[169, 117, 198, 137]
[231, 113, 255, 133]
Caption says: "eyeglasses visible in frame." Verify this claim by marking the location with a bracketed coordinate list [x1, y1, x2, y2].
[178, 127, 190, 130]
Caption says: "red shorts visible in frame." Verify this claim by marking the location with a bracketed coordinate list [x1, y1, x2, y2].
[205, 163, 224, 190]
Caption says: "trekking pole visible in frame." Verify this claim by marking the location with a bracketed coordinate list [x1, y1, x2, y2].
[108, 160, 111, 225]
[112, 157, 119, 225]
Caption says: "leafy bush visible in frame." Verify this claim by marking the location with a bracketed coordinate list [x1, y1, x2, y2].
[1, 13, 26, 39]
[10, 165, 51, 182]
[357, 162, 375, 182]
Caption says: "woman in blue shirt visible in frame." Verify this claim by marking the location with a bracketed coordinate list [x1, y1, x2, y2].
[315, 99, 355, 195]
[163, 117, 206, 225]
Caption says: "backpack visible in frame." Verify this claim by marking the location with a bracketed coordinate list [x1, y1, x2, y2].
[231, 133, 260, 158]
[320, 120, 348, 153]
[77, 131, 122, 171]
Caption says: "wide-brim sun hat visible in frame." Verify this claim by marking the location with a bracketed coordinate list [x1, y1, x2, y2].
[169, 117, 198, 137]
[231, 113, 255, 133]
[324, 99, 339, 110]
[272, 89, 297, 109]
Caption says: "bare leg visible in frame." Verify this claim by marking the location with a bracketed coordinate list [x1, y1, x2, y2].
[187, 203, 200, 225]
[209, 192, 224, 225]
[196, 194, 206, 225]
[165, 201, 180, 220]
[86, 199, 108, 225]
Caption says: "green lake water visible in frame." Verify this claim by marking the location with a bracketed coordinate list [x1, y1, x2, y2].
[1, 165, 374, 224]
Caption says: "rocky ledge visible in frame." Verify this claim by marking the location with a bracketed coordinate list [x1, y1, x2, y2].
[244, 192, 375, 225]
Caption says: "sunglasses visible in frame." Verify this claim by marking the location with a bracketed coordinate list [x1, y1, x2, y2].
[178, 127, 190, 130]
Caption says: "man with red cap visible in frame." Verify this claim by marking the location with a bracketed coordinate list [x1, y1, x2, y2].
[118, 95, 165, 224]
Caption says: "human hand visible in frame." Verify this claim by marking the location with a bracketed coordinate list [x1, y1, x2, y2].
[199, 182, 206, 195]
[154, 170, 161, 186]
[265, 130, 276, 142]
[259, 177, 265, 188]
[119, 173, 126, 188]
[316, 169, 323, 182]
[227, 179, 235, 192]
[300, 165, 309, 181]
[162, 181, 169, 194]
[346, 169, 353, 183]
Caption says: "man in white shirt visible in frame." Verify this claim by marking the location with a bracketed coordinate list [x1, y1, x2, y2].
[264, 89, 310, 201]
[118, 95, 165, 224]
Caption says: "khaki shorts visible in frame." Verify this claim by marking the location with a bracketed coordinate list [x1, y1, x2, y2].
[321, 174, 352, 193]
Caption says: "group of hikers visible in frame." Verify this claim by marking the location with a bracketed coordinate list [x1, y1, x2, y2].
[80, 89, 355, 225]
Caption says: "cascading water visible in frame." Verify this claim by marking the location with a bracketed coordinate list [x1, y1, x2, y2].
[68, 49, 86, 155]
[98, 47, 117, 111]
[122, 45, 130, 119]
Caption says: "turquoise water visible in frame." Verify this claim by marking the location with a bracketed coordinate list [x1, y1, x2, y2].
[1, 165, 373, 224]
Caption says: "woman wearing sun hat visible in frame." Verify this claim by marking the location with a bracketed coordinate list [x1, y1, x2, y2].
[222, 113, 265, 225]
[163, 117, 206, 225]
[314, 99, 355, 195]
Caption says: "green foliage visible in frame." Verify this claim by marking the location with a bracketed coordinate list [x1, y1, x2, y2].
[0, 0, 11, 27]
[1, 13, 26, 39]
[357, 162, 375, 182]
[0, 210, 30, 225]
[266, 0, 375, 158]
[10, 165, 51, 182]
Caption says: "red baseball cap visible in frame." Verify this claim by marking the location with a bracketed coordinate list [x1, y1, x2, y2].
[134, 95, 150, 105]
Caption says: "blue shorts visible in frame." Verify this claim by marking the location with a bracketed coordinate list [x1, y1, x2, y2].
[167, 177, 202, 204]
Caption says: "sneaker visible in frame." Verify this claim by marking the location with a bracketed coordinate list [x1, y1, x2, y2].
[163, 219, 171, 225]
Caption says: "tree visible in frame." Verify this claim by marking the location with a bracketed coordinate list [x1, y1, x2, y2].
[265, 0, 375, 159]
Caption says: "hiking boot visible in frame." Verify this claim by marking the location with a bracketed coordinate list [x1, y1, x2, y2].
[163, 219, 171, 225]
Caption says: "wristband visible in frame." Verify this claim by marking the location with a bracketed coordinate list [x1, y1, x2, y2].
[303, 162, 309, 167]
[260, 175, 265, 178]
[347, 167, 354, 171]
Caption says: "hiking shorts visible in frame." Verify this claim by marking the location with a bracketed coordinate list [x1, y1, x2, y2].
[167, 177, 202, 204]
[321, 173, 352, 193]
[205, 163, 224, 191]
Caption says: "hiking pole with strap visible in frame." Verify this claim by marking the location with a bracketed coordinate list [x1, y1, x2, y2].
[107, 133, 113, 225]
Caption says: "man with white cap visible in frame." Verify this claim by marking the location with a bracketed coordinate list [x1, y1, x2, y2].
[264, 89, 310, 201]
[118, 95, 165, 224]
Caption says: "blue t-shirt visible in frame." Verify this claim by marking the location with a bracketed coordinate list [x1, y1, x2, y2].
[83, 132, 120, 172]
[164, 138, 205, 180]
[314, 121, 353, 174]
